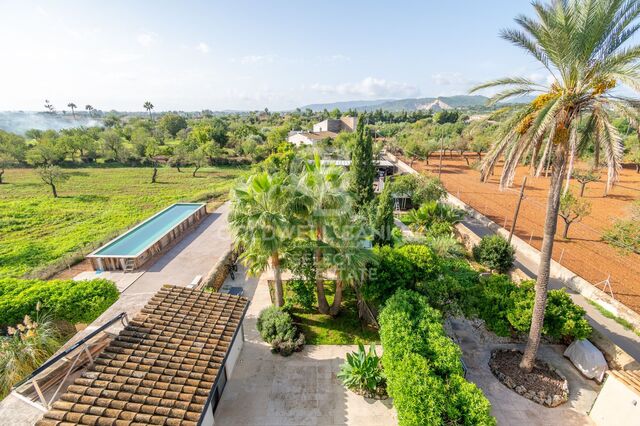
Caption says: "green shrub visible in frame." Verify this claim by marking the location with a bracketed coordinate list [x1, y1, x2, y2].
[256, 306, 304, 356]
[474, 275, 519, 336]
[507, 283, 592, 342]
[472, 235, 515, 273]
[379, 290, 495, 426]
[337, 343, 385, 396]
[364, 244, 440, 307]
[0, 278, 119, 327]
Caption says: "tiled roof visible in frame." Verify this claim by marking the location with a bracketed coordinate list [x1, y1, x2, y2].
[36, 285, 248, 426]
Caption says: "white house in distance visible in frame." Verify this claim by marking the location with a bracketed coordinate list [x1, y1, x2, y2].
[288, 116, 358, 146]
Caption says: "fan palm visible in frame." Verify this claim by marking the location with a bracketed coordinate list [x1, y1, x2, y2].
[471, 0, 640, 371]
[298, 153, 350, 314]
[229, 173, 293, 307]
[406, 201, 464, 234]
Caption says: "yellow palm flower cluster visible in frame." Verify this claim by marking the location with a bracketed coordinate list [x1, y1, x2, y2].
[591, 78, 616, 95]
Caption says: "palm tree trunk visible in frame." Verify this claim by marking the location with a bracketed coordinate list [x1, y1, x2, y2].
[329, 280, 344, 316]
[315, 228, 330, 314]
[354, 285, 378, 327]
[520, 142, 567, 372]
[272, 254, 284, 307]
[593, 142, 600, 169]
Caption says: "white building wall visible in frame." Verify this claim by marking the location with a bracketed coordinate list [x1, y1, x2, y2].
[287, 133, 313, 146]
[225, 324, 244, 378]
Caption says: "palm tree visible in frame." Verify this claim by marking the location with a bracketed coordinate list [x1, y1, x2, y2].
[325, 219, 375, 316]
[229, 173, 292, 307]
[406, 201, 464, 234]
[85, 105, 94, 117]
[471, 0, 639, 372]
[143, 101, 154, 120]
[67, 103, 77, 119]
[298, 154, 350, 314]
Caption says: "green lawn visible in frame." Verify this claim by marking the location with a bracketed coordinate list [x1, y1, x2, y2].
[0, 166, 246, 279]
[288, 283, 379, 345]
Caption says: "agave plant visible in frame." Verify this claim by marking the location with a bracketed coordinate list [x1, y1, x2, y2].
[337, 343, 385, 395]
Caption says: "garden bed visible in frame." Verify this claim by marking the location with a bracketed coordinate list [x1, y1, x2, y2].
[489, 349, 569, 407]
[269, 280, 379, 345]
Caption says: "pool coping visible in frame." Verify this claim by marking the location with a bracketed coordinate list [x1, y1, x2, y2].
[87, 202, 207, 259]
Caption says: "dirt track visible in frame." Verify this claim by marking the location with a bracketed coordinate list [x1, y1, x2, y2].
[409, 153, 640, 314]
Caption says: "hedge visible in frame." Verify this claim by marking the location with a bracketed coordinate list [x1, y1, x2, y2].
[0, 278, 119, 327]
[379, 290, 495, 426]
[364, 244, 439, 306]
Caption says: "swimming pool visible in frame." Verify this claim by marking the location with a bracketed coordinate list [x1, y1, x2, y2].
[88, 203, 207, 271]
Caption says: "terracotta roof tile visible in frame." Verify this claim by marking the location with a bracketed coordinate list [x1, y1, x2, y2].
[36, 285, 248, 426]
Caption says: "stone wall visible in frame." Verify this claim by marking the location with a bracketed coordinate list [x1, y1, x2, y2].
[198, 248, 234, 291]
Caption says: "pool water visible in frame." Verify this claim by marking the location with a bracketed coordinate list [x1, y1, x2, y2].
[95, 203, 203, 256]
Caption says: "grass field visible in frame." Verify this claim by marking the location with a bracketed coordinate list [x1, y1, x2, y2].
[0, 166, 246, 279]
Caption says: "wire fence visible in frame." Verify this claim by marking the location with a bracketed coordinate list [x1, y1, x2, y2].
[453, 183, 640, 310]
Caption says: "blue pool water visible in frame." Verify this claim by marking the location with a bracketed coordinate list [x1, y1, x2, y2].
[95, 203, 203, 256]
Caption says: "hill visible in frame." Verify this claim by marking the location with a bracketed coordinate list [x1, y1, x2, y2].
[299, 95, 491, 112]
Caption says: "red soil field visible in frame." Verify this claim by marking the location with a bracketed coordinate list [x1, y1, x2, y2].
[408, 153, 640, 314]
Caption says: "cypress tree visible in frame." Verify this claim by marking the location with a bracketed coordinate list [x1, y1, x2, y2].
[374, 178, 394, 246]
[349, 115, 375, 209]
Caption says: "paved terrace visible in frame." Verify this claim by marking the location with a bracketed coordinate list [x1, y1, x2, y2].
[0, 202, 234, 424]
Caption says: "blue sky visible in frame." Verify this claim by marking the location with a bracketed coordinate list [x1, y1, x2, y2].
[0, 1, 550, 111]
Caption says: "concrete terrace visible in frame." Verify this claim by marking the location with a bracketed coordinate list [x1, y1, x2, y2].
[215, 267, 398, 426]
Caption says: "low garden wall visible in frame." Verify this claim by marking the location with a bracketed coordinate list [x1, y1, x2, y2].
[198, 248, 234, 291]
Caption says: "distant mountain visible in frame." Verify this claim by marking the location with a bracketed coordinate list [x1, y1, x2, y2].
[299, 95, 491, 112]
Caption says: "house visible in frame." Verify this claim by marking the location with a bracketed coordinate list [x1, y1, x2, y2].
[33, 286, 248, 426]
[287, 130, 338, 146]
[313, 116, 358, 133]
[288, 116, 358, 146]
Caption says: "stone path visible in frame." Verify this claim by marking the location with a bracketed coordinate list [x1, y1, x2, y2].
[449, 319, 598, 425]
[215, 267, 398, 426]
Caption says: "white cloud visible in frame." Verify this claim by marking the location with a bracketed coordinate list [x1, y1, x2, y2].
[136, 32, 157, 47]
[317, 54, 351, 62]
[232, 54, 277, 64]
[310, 77, 420, 99]
[527, 72, 555, 86]
[196, 42, 210, 54]
[431, 72, 471, 86]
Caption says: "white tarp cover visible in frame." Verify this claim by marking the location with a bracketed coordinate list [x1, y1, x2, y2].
[564, 339, 608, 382]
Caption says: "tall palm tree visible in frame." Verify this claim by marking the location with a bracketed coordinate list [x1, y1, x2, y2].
[325, 219, 375, 316]
[229, 173, 292, 307]
[471, 0, 640, 372]
[298, 154, 350, 314]
[143, 101, 154, 120]
[67, 103, 77, 119]
[85, 105, 94, 117]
